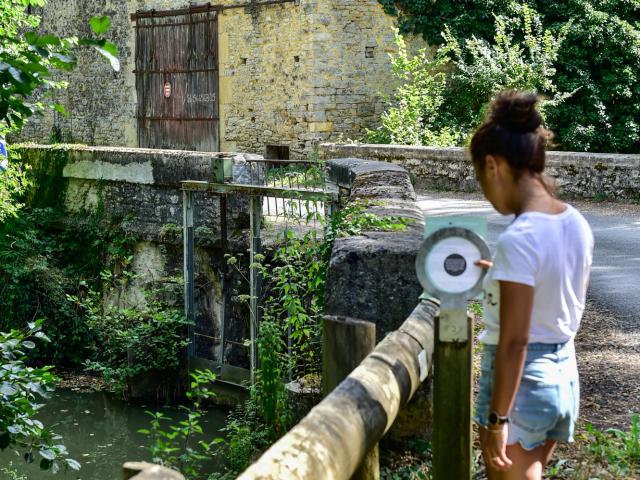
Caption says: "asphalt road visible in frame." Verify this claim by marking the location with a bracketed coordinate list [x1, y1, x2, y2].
[417, 193, 640, 326]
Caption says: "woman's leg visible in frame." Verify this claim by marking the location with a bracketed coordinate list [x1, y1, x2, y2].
[481, 428, 557, 480]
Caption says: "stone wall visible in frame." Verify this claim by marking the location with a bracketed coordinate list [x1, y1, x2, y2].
[320, 143, 640, 201]
[16, 144, 259, 385]
[18, 0, 414, 158]
[18, 144, 258, 240]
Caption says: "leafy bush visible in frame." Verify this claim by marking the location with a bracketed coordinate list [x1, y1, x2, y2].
[0, 149, 30, 222]
[367, 5, 569, 147]
[0, 0, 119, 134]
[0, 207, 135, 366]
[581, 414, 640, 477]
[252, 319, 290, 439]
[363, 34, 459, 147]
[139, 370, 222, 480]
[72, 282, 191, 393]
[544, 4, 640, 152]
[0, 321, 80, 473]
[377, 0, 640, 153]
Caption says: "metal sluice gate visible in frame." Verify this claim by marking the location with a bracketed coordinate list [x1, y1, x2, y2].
[181, 158, 337, 387]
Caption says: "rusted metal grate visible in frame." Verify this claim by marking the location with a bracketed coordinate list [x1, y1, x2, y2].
[134, 6, 219, 151]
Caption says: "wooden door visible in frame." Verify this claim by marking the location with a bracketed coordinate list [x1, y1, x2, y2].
[134, 6, 219, 151]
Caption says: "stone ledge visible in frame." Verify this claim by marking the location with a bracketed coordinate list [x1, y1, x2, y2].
[324, 157, 431, 443]
[321, 143, 640, 166]
[321, 143, 640, 201]
[15, 144, 263, 187]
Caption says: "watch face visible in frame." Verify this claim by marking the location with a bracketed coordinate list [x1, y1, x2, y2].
[488, 412, 498, 425]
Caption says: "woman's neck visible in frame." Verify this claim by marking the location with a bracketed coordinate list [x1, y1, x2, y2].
[511, 176, 565, 216]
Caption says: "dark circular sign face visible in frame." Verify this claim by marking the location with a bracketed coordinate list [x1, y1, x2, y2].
[444, 253, 467, 277]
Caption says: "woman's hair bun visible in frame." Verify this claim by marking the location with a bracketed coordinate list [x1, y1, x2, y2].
[490, 91, 542, 134]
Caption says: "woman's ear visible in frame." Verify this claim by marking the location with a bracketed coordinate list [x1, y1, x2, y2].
[485, 154, 498, 179]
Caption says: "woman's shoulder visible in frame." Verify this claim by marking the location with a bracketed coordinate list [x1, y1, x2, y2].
[499, 215, 538, 245]
[499, 204, 593, 251]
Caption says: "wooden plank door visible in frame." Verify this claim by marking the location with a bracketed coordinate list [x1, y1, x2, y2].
[134, 7, 219, 152]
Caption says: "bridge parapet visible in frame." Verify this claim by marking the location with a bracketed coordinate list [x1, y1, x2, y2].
[238, 157, 437, 479]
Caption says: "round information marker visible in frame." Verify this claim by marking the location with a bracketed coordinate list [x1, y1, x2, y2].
[416, 227, 491, 301]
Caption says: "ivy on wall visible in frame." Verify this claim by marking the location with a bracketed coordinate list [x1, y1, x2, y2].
[378, 0, 640, 153]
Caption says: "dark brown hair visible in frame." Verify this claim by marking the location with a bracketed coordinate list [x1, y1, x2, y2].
[471, 91, 553, 180]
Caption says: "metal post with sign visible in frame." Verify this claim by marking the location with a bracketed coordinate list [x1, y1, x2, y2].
[415, 218, 491, 480]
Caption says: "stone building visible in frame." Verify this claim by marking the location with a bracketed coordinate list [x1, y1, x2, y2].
[21, 0, 413, 158]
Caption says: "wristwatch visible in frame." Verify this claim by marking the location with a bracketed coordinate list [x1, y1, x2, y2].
[488, 410, 509, 426]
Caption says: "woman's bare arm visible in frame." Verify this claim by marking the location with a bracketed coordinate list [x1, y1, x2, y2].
[490, 280, 534, 417]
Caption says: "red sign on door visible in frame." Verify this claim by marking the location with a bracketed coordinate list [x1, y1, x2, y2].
[163, 81, 172, 98]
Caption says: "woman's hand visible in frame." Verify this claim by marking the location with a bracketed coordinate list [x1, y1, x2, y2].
[483, 424, 512, 471]
[475, 259, 494, 269]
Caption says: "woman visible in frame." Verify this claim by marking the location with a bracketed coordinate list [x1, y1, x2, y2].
[471, 91, 594, 479]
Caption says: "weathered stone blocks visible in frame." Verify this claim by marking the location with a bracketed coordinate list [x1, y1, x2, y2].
[321, 144, 640, 201]
[324, 157, 431, 442]
[17, 0, 422, 159]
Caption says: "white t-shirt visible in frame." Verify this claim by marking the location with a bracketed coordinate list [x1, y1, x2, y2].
[479, 204, 594, 345]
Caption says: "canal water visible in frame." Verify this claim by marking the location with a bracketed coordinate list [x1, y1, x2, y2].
[0, 389, 228, 479]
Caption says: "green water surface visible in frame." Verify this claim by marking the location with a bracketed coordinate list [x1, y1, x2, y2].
[0, 389, 228, 479]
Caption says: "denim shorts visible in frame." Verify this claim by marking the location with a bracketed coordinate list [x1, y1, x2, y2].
[474, 341, 580, 450]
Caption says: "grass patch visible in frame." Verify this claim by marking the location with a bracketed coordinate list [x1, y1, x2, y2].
[545, 414, 640, 479]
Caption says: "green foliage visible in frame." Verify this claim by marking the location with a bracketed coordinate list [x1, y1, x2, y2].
[218, 217, 336, 475]
[213, 399, 270, 479]
[21, 147, 70, 209]
[0, 321, 80, 473]
[265, 164, 326, 190]
[0, 207, 135, 366]
[330, 200, 415, 237]
[214, 199, 417, 476]
[581, 414, 640, 477]
[77, 285, 191, 393]
[441, 4, 570, 129]
[253, 320, 290, 439]
[365, 34, 461, 146]
[260, 229, 327, 371]
[377, 0, 640, 153]
[225, 230, 326, 444]
[368, 6, 568, 146]
[139, 370, 223, 480]
[0, 0, 120, 134]
[544, 3, 640, 152]
[0, 149, 30, 222]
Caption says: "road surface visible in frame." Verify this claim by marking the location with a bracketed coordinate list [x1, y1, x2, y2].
[417, 192, 640, 326]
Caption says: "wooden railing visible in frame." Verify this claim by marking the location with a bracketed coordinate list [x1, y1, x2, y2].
[236, 298, 438, 480]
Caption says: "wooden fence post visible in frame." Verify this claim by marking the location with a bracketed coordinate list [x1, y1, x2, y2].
[323, 315, 378, 480]
[432, 311, 473, 480]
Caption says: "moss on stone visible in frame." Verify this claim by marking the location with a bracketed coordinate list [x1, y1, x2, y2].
[15, 145, 72, 210]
